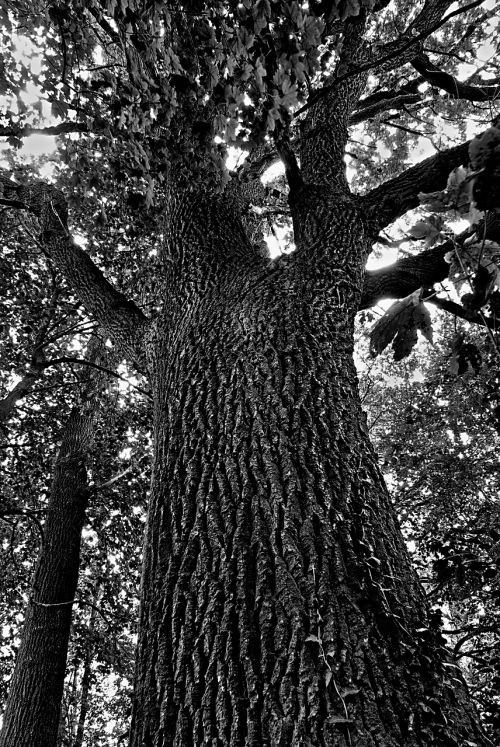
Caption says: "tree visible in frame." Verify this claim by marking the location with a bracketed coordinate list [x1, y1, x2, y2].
[0, 347, 103, 747]
[1, 0, 500, 744]
[361, 320, 500, 735]
[0, 208, 147, 744]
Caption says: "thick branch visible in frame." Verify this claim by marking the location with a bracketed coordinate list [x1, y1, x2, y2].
[360, 241, 451, 308]
[360, 215, 500, 326]
[0, 173, 148, 367]
[275, 139, 303, 193]
[354, 79, 421, 110]
[360, 247, 500, 327]
[299, 10, 369, 187]
[359, 140, 470, 232]
[411, 53, 500, 101]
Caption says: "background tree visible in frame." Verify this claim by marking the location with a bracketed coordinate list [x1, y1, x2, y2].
[0, 170, 149, 745]
[360, 318, 500, 736]
[1, 0, 500, 745]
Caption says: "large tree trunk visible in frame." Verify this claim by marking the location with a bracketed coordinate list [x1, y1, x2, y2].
[0, 408, 93, 747]
[129, 190, 489, 746]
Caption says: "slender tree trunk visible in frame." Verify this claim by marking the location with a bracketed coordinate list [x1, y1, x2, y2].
[73, 600, 97, 747]
[58, 664, 79, 747]
[0, 408, 93, 747]
[129, 191, 489, 746]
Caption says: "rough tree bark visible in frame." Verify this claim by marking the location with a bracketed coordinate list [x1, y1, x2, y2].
[0, 349, 105, 747]
[128, 15, 491, 747]
[129, 193, 489, 745]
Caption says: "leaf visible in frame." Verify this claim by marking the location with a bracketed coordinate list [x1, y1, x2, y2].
[370, 290, 433, 360]
[449, 334, 482, 375]
[413, 302, 433, 343]
[446, 165, 468, 192]
[462, 264, 495, 310]
[370, 298, 408, 357]
[51, 99, 68, 118]
[445, 166, 474, 213]
[255, 58, 267, 92]
[407, 217, 443, 246]
[7, 135, 23, 149]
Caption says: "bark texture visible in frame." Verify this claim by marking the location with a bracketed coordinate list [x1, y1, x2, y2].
[129, 179, 488, 745]
[127, 7, 490, 743]
[0, 410, 93, 747]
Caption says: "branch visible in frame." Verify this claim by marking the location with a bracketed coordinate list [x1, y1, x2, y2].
[86, 6, 122, 46]
[48, 357, 152, 397]
[360, 241, 452, 308]
[0, 122, 88, 138]
[411, 53, 500, 102]
[360, 215, 500, 330]
[0, 173, 148, 367]
[353, 79, 421, 110]
[425, 294, 499, 327]
[296, 0, 484, 117]
[359, 139, 471, 232]
[350, 93, 422, 125]
[93, 464, 134, 491]
[299, 9, 369, 186]
[275, 138, 303, 193]
[236, 81, 423, 177]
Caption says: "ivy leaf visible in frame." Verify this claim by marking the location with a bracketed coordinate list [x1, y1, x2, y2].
[370, 290, 433, 360]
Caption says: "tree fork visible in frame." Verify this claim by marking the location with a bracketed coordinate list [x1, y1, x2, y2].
[129, 189, 490, 746]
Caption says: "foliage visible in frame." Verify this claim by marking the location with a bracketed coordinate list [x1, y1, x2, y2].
[361, 321, 500, 734]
